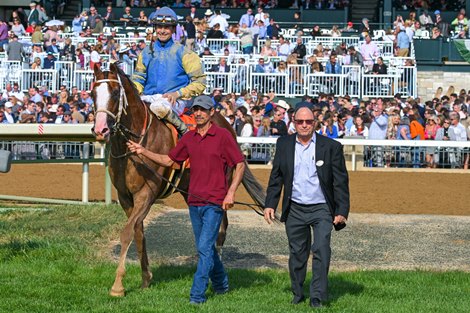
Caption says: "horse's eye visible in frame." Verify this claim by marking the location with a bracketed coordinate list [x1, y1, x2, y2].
[111, 89, 120, 98]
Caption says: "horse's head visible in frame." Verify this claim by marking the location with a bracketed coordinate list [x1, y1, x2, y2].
[91, 63, 125, 142]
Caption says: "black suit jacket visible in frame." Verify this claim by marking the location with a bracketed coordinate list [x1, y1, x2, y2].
[265, 133, 350, 223]
[211, 64, 231, 73]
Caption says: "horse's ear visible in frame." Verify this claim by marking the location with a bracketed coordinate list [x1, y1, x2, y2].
[110, 62, 119, 73]
[93, 63, 103, 78]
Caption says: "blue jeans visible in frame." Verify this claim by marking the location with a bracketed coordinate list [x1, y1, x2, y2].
[189, 205, 228, 303]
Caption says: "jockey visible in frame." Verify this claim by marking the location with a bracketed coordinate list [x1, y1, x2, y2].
[131, 7, 206, 135]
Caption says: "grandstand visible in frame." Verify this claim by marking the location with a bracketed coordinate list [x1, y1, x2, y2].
[0, 1, 469, 169]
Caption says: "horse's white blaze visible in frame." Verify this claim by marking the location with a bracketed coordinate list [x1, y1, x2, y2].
[94, 83, 111, 134]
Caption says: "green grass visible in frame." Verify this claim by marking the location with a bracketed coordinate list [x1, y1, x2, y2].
[0, 204, 469, 313]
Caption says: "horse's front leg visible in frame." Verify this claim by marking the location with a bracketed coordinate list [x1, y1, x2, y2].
[110, 215, 138, 297]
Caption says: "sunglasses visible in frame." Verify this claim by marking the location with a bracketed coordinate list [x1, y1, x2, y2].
[294, 119, 314, 125]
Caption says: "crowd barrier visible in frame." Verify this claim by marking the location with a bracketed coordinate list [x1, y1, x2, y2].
[204, 63, 417, 98]
[1, 125, 468, 172]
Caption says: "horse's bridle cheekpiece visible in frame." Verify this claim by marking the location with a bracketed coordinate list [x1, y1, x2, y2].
[94, 71, 153, 158]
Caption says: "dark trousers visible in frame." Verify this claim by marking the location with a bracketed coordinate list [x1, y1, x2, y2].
[285, 202, 333, 302]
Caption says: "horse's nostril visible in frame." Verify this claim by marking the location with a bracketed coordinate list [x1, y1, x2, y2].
[102, 128, 109, 134]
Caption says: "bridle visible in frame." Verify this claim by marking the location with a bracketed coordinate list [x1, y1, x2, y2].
[93, 72, 153, 158]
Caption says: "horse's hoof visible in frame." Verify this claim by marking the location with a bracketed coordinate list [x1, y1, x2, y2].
[141, 272, 153, 289]
[109, 288, 125, 297]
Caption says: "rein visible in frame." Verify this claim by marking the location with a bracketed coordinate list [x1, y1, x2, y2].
[131, 154, 266, 217]
[94, 75, 153, 159]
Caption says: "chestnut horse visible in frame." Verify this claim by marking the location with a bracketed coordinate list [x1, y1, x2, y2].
[91, 63, 266, 297]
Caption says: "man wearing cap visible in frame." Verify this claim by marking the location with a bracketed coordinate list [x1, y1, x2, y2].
[27, 2, 39, 26]
[343, 21, 355, 32]
[43, 52, 56, 69]
[3, 102, 16, 123]
[127, 95, 245, 304]
[92, 15, 104, 34]
[132, 7, 206, 136]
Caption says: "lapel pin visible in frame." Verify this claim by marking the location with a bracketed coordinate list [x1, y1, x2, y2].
[316, 160, 324, 167]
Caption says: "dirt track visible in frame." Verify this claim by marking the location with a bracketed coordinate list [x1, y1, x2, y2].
[3, 164, 470, 271]
[1, 164, 469, 216]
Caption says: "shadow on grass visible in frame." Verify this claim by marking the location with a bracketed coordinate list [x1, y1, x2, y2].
[122, 264, 274, 297]
[0, 240, 44, 262]
[328, 275, 364, 303]
[279, 273, 365, 305]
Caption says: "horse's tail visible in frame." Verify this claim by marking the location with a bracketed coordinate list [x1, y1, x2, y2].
[241, 161, 265, 211]
[241, 161, 281, 222]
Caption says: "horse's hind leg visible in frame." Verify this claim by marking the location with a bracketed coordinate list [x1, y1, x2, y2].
[216, 211, 228, 254]
[134, 220, 152, 289]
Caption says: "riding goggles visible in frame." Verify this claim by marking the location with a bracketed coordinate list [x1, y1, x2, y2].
[152, 16, 177, 26]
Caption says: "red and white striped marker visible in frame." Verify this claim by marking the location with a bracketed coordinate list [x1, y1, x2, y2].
[38, 124, 44, 135]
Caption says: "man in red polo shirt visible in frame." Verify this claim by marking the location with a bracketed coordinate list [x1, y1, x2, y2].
[127, 95, 245, 304]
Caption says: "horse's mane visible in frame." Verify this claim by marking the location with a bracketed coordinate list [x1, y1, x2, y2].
[110, 63, 142, 101]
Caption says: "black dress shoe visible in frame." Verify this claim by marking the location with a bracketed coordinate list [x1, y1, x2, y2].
[291, 295, 305, 304]
[310, 298, 322, 308]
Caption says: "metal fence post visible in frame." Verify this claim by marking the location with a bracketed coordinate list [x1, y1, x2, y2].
[82, 142, 90, 203]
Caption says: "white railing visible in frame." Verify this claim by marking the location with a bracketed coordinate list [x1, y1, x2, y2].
[307, 36, 360, 51]
[22, 69, 57, 92]
[361, 70, 399, 98]
[1, 124, 469, 172]
[55, 61, 75, 89]
[237, 137, 470, 171]
[341, 65, 362, 98]
[256, 39, 280, 54]
[394, 66, 418, 98]
[73, 70, 95, 91]
[206, 38, 241, 54]
[205, 72, 234, 94]
[305, 72, 345, 97]
[286, 64, 310, 97]
[230, 63, 249, 93]
[249, 72, 287, 96]
[71, 37, 97, 46]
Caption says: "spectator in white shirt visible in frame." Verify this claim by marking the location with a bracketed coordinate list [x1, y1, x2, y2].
[209, 10, 228, 33]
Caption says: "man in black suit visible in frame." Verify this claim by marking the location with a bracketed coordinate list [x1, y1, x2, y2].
[264, 106, 350, 308]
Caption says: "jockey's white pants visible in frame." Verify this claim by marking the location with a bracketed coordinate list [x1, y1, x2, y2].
[141, 94, 186, 119]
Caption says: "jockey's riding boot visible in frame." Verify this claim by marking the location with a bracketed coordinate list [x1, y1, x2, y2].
[165, 110, 188, 136]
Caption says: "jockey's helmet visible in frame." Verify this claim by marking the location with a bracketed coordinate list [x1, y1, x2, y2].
[151, 7, 178, 27]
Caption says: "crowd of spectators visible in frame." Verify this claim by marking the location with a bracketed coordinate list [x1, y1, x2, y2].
[93, 0, 350, 10]
[393, 0, 463, 12]
[0, 3, 469, 167]
[207, 88, 469, 168]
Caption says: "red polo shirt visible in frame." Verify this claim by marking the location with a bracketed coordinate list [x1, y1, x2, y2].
[169, 123, 244, 206]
